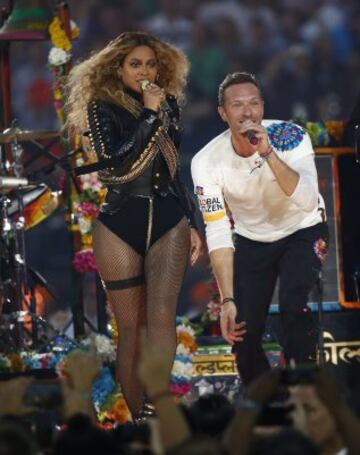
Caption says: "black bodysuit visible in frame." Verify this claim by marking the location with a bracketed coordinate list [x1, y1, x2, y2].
[76, 87, 196, 256]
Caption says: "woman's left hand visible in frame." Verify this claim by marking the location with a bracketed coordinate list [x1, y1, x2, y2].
[190, 228, 202, 266]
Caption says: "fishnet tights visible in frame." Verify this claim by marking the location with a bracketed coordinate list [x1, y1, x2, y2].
[92, 217, 190, 417]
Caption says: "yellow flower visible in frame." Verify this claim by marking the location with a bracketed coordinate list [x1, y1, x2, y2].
[54, 89, 62, 100]
[48, 17, 72, 51]
[110, 316, 118, 343]
[99, 188, 107, 203]
[82, 233, 93, 246]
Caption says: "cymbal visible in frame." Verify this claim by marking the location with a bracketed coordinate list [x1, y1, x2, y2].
[0, 130, 61, 144]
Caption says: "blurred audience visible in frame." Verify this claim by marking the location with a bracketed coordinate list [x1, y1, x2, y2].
[6, 0, 360, 136]
[1, 344, 360, 454]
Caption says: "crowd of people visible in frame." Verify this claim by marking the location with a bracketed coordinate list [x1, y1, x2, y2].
[8, 0, 360, 139]
[1, 344, 360, 454]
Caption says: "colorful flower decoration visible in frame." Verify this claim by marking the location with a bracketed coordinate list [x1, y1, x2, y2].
[292, 118, 348, 148]
[0, 319, 197, 426]
[92, 367, 117, 410]
[111, 395, 132, 425]
[313, 237, 328, 265]
[73, 250, 97, 273]
[48, 14, 79, 125]
[267, 121, 305, 151]
[171, 322, 197, 397]
[71, 153, 106, 274]
[305, 121, 329, 147]
[0, 335, 132, 426]
[325, 120, 347, 145]
[48, 11, 84, 270]
[109, 312, 118, 345]
[82, 334, 116, 363]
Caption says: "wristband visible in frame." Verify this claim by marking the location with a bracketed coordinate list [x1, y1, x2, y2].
[259, 146, 273, 159]
[149, 390, 172, 403]
[239, 398, 263, 413]
[221, 297, 235, 306]
[249, 147, 274, 174]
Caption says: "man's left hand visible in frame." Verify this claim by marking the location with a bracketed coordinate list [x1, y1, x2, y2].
[220, 302, 247, 345]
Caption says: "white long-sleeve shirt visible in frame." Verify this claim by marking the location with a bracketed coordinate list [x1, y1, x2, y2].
[191, 120, 326, 252]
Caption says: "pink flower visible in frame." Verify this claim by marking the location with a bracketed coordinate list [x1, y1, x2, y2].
[170, 383, 191, 396]
[78, 202, 100, 217]
[207, 301, 221, 321]
[73, 250, 97, 273]
[40, 356, 50, 369]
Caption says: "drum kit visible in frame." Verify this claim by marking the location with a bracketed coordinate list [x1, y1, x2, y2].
[0, 126, 63, 350]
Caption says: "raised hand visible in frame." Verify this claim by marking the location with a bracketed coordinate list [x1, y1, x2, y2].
[141, 81, 166, 112]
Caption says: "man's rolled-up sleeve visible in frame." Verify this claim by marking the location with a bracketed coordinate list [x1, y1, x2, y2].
[191, 159, 234, 252]
[288, 156, 319, 212]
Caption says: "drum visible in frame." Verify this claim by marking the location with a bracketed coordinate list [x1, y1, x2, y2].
[7, 184, 60, 230]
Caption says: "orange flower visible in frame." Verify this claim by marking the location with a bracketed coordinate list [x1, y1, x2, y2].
[325, 120, 345, 143]
[112, 396, 131, 425]
[177, 331, 197, 353]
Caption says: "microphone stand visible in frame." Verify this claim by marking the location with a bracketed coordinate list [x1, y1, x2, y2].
[314, 269, 325, 366]
[355, 124, 359, 164]
[353, 270, 360, 302]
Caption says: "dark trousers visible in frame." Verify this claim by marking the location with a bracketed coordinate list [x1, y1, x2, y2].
[232, 222, 329, 386]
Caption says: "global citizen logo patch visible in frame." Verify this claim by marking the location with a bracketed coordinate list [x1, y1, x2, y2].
[198, 195, 226, 222]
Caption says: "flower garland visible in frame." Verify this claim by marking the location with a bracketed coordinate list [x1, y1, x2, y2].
[108, 315, 198, 399]
[0, 334, 131, 426]
[293, 118, 348, 148]
[0, 319, 198, 426]
[171, 320, 198, 396]
[47, 9, 105, 274]
[71, 151, 106, 273]
[47, 16, 79, 124]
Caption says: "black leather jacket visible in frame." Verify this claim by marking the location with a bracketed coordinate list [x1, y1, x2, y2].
[76, 87, 196, 228]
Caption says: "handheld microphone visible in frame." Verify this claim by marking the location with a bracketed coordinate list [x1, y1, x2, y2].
[140, 79, 150, 90]
[245, 130, 259, 146]
[140, 79, 170, 113]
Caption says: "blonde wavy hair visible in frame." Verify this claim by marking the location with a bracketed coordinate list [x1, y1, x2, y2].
[66, 31, 189, 133]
